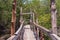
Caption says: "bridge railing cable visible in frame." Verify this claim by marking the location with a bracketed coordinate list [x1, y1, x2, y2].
[7, 21, 25, 40]
[30, 21, 60, 40]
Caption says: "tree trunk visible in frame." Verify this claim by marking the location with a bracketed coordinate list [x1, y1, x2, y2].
[51, 0, 57, 35]
[11, 0, 16, 36]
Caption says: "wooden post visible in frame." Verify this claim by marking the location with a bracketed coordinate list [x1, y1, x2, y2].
[32, 12, 37, 37]
[34, 9, 44, 40]
[30, 9, 33, 29]
[32, 13, 35, 22]
[20, 7, 23, 23]
[11, 0, 16, 36]
[35, 16, 44, 40]
[30, 9, 32, 23]
[51, 0, 57, 35]
[36, 18, 40, 40]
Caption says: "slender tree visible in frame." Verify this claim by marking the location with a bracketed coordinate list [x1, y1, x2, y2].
[51, 0, 57, 34]
[11, 0, 16, 36]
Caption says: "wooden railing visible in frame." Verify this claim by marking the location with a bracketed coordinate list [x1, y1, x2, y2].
[7, 20, 60, 40]
[7, 21, 24, 40]
[30, 21, 60, 40]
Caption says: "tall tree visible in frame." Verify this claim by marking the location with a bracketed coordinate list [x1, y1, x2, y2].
[11, 0, 16, 36]
[50, 0, 57, 34]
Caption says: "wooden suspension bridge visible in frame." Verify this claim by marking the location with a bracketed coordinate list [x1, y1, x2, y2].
[7, 12, 60, 40]
[7, 0, 60, 40]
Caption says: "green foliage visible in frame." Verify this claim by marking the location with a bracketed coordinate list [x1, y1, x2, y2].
[56, 0, 60, 27]
[0, 0, 12, 11]
[38, 13, 51, 29]
[44, 35, 51, 40]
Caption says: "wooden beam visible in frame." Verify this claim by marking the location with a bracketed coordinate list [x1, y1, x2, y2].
[11, 0, 16, 36]
[50, 34, 60, 40]
[21, 13, 32, 15]
[20, 7, 23, 23]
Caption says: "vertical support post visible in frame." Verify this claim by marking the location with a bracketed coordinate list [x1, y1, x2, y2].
[11, 0, 16, 36]
[30, 9, 33, 29]
[19, 7, 23, 40]
[35, 15, 44, 40]
[32, 12, 37, 37]
[32, 13, 35, 22]
[34, 9, 44, 40]
[36, 18, 40, 40]
[51, 0, 57, 35]
[20, 7, 23, 23]
[30, 8, 32, 23]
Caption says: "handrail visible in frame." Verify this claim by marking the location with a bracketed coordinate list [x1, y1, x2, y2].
[50, 34, 60, 40]
[15, 21, 24, 35]
[7, 21, 24, 40]
[30, 21, 60, 40]
[30, 21, 50, 34]
[7, 21, 60, 40]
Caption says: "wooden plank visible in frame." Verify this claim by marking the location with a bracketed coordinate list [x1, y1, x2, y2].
[20, 7, 23, 23]
[23, 25, 36, 40]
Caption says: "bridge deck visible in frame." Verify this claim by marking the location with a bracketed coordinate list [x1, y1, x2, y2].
[23, 25, 36, 40]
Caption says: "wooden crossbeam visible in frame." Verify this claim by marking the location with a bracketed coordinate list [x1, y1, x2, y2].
[20, 13, 32, 15]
